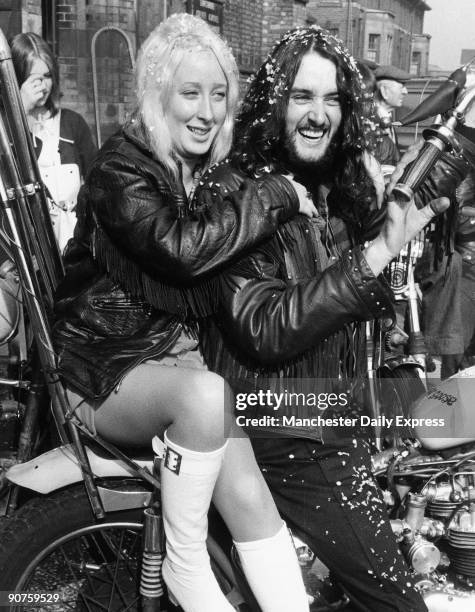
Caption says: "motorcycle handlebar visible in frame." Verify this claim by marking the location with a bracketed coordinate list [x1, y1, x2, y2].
[392, 85, 475, 202]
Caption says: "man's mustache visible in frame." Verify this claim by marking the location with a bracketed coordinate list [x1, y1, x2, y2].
[297, 122, 329, 131]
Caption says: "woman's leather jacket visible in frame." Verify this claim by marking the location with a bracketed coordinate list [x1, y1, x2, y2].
[53, 120, 300, 400]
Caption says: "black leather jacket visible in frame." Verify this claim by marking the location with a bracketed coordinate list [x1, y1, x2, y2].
[456, 169, 475, 266]
[53, 121, 299, 400]
[201, 153, 469, 441]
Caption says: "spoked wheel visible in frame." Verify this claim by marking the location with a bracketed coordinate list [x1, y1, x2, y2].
[0, 484, 247, 611]
[32, 523, 142, 612]
[0, 485, 147, 612]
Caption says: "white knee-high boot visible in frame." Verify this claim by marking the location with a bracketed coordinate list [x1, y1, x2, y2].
[234, 522, 310, 612]
[158, 431, 234, 612]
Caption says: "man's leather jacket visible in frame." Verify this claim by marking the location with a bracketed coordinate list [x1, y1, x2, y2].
[201, 153, 469, 441]
[53, 121, 300, 400]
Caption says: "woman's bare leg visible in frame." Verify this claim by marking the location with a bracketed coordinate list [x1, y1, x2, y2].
[213, 429, 282, 541]
[93, 363, 232, 450]
[91, 364, 289, 542]
[92, 364, 281, 538]
[88, 363, 308, 611]
[213, 425, 309, 611]
[90, 363, 236, 611]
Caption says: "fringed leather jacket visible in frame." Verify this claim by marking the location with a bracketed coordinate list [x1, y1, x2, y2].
[201, 152, 469, 441]
[52, 120, 300, 400]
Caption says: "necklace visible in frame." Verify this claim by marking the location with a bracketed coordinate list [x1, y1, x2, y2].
[187, 164, 203, 202]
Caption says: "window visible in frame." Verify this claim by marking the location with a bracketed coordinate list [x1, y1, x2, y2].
[387, 34, 393, 61]
[368, 34, 381, 63]
[411, 51, 421, 76]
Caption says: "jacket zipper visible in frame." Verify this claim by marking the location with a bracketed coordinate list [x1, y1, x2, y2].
[111, 321, 183, 394]
[93, 298, 151, 313]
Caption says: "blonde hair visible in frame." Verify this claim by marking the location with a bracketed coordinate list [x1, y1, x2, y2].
[135, 13, 239, 180]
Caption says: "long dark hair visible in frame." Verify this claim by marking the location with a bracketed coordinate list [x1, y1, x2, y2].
[10, 32, 60, 117]
[233, 26, 374, 230]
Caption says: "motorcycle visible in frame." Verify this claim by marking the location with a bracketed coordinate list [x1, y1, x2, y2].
[0, 28, 344, 612]
[296, 366, 475, 612]
[371, 375, 475, 612]
[2, 376, 475, 611]
[1, 28, 475, 611]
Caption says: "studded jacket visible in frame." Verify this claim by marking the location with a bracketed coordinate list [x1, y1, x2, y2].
[52, 120, 300, 400]
[200, 152, 470, 441]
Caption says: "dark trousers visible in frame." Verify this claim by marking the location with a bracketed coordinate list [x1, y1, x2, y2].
[252, 436, 427, 612]
[441, 262, 475, 378]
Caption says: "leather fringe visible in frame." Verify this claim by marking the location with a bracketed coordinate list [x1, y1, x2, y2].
[201, 317, 367, 395]
[94, 226, 220, 319]
[201, 214, 367, 395]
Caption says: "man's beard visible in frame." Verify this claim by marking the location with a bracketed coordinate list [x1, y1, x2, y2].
[283, 130, 340, 182]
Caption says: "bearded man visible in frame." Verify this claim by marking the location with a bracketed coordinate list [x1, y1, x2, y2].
[199, 26, 469, 611]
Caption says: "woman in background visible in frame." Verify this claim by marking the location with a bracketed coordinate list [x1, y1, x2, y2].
[11, 32, 96, 252]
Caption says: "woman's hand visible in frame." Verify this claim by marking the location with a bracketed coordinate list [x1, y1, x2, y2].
[283, 175, 318, 218]
[20, 74, 46, 113]
[364, 194, 450, 277]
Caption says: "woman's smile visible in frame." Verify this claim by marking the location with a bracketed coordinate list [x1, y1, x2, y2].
[166, 49, 227, 163]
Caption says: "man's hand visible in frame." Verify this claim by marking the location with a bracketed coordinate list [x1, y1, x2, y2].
[384, 194, 449, 256]
[283, 174, 318, 218]
[20, 74, 46, 113]
[364, 195, 450, 277]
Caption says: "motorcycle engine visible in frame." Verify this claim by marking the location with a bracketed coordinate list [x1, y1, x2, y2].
[380, 447, 475, 609]
[447, 504, 475, 578]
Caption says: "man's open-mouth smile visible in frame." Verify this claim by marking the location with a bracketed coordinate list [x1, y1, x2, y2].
[298, 126, 328, 142]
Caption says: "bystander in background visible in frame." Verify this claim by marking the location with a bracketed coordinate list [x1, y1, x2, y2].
[11, 33, 96, 253]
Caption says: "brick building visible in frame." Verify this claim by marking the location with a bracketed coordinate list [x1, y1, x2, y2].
[307, 1, 431, 75]
[0, 1, 314, 144]
[0, 1, 431, 144]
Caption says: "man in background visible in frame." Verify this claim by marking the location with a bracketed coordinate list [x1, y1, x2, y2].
[374, 64, 412, 153]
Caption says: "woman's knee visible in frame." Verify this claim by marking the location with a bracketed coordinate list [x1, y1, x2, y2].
[183, 371, 233, 415]
[171, 371, 234, 439]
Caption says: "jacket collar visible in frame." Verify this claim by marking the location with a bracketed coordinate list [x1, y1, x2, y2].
[121, 115, 187, 177]
[121, 114, 155, 158]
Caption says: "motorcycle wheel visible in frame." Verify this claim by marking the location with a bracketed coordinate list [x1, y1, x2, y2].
[0, 483, 246, 611]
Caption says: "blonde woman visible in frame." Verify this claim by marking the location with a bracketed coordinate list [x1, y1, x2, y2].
[53, 13, 312, 612]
